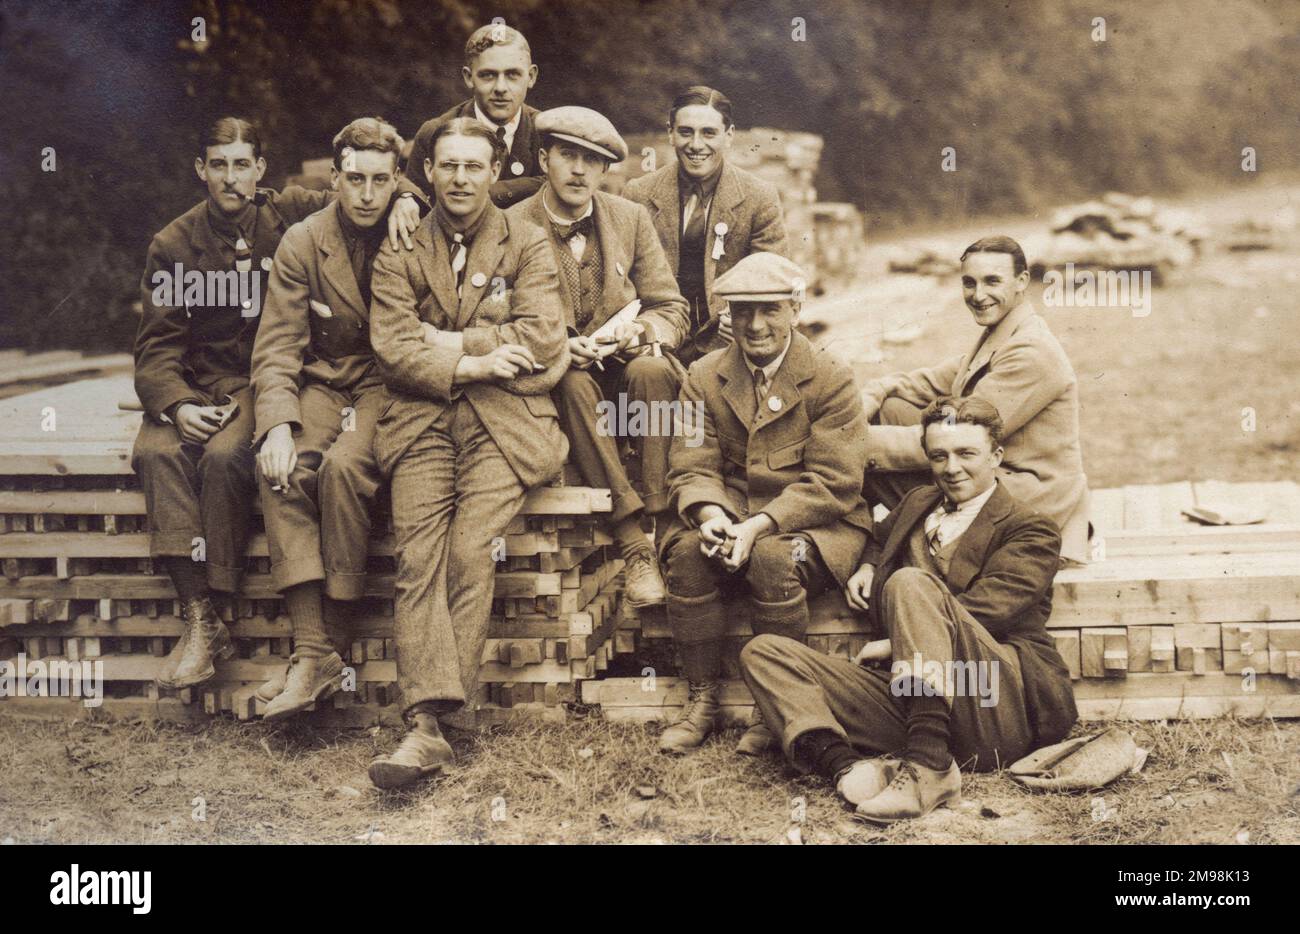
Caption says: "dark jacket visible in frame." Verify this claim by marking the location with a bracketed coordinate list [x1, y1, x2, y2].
[860, 482, 1078, 747]
[405, 101, 543, 208]
[134, 186, 333, 421]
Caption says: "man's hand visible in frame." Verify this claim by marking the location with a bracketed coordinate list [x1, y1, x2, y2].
[479, 343, 538, 382]
[257, 422, 297, 492]
[717, 309, 734, 343]
[844, 562, 875, 612]
[387, 195, 420, 251]
[174, 403, 223, 444]
[853, 638, 892, 668]
[568, 335, 601, 370]
[721, 514, 775, 572]
[696, 511, 735, 557]
[609, 319, 645, 353]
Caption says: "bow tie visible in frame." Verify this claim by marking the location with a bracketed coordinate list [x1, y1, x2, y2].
[941, 497, 958, 513]
[553, 216, 593, 241]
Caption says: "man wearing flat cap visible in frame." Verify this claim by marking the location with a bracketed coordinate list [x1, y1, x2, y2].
[508, 106, 691, 609]
[656, 252, 873, 754]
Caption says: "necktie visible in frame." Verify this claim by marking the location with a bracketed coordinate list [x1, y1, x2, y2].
[554, 216, 593, 261]
[450, 232, 467, 297]
[752, 367, 769, 408]
[926, 500, 959, 554]
[495, 124, 508, 157]
[681, 184, 707, 243]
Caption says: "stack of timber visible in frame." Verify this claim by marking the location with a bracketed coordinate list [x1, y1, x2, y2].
[0, 376, 626, 726]
[589, 480, 1300, 723]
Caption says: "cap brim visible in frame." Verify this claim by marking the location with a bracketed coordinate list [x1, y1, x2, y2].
[546, 132, 622, 162]
[719, 292, 797, 302]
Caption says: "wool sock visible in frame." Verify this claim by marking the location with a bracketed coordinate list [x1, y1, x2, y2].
[163, 556, 209, 604]
[902, 681, 954, 771]
[794, 728, 861, 779]
[284, 581, 331, 657]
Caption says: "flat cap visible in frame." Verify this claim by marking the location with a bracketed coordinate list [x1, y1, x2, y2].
[535, 106, 628, 163]
[711, 252, 808, 302]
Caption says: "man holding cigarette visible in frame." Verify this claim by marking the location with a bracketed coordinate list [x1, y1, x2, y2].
[366, 117, 569, 787]
[133, 117, 419, 691]
[505, 106, 690, 608]
[656, 252, 873, 754]
[251, 118, 427, 717]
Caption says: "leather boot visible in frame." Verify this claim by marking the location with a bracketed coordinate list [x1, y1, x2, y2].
[159, 597, 233, 689]
[255, 663, 289, 703]
[854, 759, 962, 824]
[369, 721, 456, 789]
[658, 680, 720, 754]
[836, 758, 901, 807]
[622, 549, 667, 608]
[263, 652, 344, 720]
[735, 706, 776, 756]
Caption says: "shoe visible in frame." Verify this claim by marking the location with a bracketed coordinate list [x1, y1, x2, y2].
[622, 550, 666, 608]
[255, 662, 290, 703]
[158, 597, 233, 689]
[658, 681, 720, 754]
[835, 758, 901, 807]
[735, 707, 776, 756]
[853, 760, 962, 824]
[262, 652, 344, 720]
[368, 724, 455, 789]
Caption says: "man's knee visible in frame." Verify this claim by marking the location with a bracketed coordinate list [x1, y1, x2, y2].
[197, 436, 253, 482]
[746, 536, 800, 588]
[883, 566, 942, 599]
[623, 355, 679, 394]
[555, 368, 601, 406]
[318, 444, 379, 496]
[878, 395, 924, 427]
[740, 632, 787, 667]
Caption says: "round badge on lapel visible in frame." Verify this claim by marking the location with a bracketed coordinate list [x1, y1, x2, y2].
[260, 256, 273, 271]
[511, 161, 525, 176]
[715, 221, 729, 236]
[768, 396, 782, 412]
[471, 272, 487, 288]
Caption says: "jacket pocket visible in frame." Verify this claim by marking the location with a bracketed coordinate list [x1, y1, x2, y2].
[523, 393, 557, 419]
[767, 437, 809, 470]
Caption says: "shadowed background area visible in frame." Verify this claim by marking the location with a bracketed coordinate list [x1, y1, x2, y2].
[0, 0, 1296, 353]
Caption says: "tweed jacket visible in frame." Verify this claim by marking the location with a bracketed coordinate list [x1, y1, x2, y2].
[861, 301, 1090, 562]
[367, 205, 569, 487]
[661, 332, 873, 585]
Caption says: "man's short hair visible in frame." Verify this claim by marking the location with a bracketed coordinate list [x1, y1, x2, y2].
[332, 117, 404, 171]
[464, 23, 531, 64]
[669, 86, 734, 130]
[960, 235, 1027, 277]
[427, 116, 504, 166]
[920, 396, 1004, 450]
[199, 116, 261, 160]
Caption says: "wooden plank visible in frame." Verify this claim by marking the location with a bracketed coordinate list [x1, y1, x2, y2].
[1149, 626, 1175, 672]
[1088, 487, 1125, 535]
[1051, 630, 1080, 680]
[1127, 626, 1152, 672]
[1122, 484, 1164, 531]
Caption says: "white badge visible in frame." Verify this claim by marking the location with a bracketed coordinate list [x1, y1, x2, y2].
[511, 161, 525, 176]
[712, 222, 728, 261]
[260, 256, 273, 272]
[768, 396, 782, 412]
[471, 272, 487, 288]
[615, 261, 625, 278]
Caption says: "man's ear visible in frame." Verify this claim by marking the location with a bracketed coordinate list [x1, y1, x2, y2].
[537, 147, 549, 174]
[722, 124, 736, 147]
[1014, 269, 1031, 293]
[462, 64, 474, 92]
[194, 157, 207, 183]
[254, 156, 267, 184]
[490, 160, 502, 183]
[329, 165, 340, 191]
[424, 157, 434, 185]
[992, 445, 1005, 468]
[526, 63, 538, 90]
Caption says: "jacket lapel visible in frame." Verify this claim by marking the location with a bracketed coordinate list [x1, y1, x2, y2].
[956, 301, 1036, 395]
[525, 190, 577, 324]
[750, 333, 814, 434]
[412, 215, 458, 326]
[592, 192, 632, 332]
[946, 482, 1013, 592]
[648, 168, 681, 272]
[881, 485, 944, 568]
[705, 164, 745, 282]
[318, 203, 369, 321]
[456, 207, 508, 329]
[717, 342, 758, 429]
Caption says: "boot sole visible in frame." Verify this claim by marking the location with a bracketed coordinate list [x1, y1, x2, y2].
[262, 674, 343, 721]
[368, 759, 445, 790]
[159, 639, 236, 690]
[853, 791, 962, 825]
[735, 735, 776, 756]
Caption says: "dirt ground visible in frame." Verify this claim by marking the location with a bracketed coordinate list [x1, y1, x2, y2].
[2, 180, 1298, 844]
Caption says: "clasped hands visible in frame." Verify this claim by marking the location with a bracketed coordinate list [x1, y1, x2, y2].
[692, 505, 773, 573]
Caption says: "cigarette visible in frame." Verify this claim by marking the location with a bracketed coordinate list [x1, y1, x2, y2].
[704, 542, 721, 557]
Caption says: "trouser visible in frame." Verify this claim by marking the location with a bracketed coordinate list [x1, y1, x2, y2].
[131, 385, 256, 593]
[389, 399, 525, 717]
[863, 396, 933, 510]
[259, 380, 384, 602]
[662, 528, 836, 682]
[739, 566, 1033, 772]
[553, 354, 685, 518]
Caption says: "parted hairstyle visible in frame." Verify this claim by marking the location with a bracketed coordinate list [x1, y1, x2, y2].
[920, 396, 1004, 450]
[427, 116, 505, 167]
[960, 235, 1028, 277]
[199, 117, 262, 160]
[332, 117, 404, 170]
[464, 23, 531, 63]
[669, 86, 733, 129]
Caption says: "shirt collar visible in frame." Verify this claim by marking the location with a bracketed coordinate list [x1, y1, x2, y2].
[541, 187, 593, 227]
[474, 102, 522, 148]
[206, 196, 256, 243]
[434, 202, 489, 248]
[943, 482, 997, 516]
[678, 162, 723, 201]
[742, 331, 793, 383]
[336, 203, 385, 248]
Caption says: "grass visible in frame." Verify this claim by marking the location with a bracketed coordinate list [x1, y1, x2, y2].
[3, 182, 1299, 844]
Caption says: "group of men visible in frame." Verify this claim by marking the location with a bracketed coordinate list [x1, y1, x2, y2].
[132, 23, 1088, 821]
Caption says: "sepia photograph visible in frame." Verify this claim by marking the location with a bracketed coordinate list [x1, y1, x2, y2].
[0, 0, 1296, 880]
